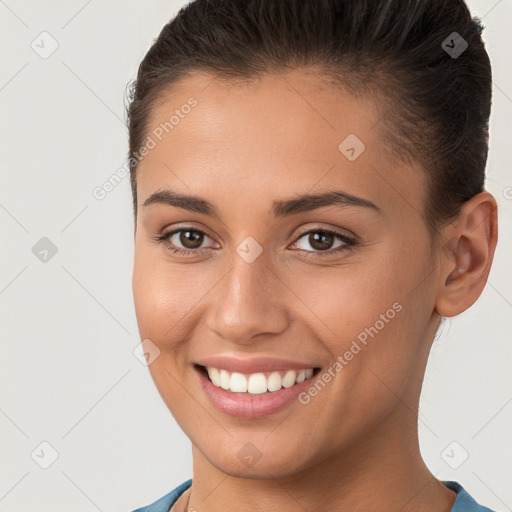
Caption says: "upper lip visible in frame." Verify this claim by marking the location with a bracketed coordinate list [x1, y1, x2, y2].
[195, 356, 320, 374]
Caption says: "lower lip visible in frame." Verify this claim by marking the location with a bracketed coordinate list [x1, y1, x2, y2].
[195, 366, 318, 418]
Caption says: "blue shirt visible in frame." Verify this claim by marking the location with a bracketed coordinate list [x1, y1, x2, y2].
[131, 480, 497, 512]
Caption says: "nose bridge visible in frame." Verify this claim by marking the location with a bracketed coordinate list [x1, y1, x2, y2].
[206, 247, 288, 343]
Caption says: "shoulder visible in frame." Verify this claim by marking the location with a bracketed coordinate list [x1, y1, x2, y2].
[445, 481, 498, 512]
[130, 479, 192, 512]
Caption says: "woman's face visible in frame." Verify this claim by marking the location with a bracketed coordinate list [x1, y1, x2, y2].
[132, 68, 443, 477]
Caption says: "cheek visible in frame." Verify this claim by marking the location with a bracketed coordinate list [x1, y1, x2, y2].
[132, 248, 194, 340]
[295, 245, 435, 384]
[289, 251, 409, 336]
[132, 255, 201, 417]
[288, 265, 432, 446]
[132, 251, 220, 372]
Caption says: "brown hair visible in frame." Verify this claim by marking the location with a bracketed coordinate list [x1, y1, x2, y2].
[126, 0, 492, 233]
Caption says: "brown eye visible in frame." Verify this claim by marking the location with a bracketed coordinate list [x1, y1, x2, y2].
[178, 229, 204, 249]
[307, 231, 335, 251]
[291, 228, 357, 258]
[155, 227, 217, 256]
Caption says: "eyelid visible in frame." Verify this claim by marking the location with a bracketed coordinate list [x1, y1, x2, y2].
[292, 223, 358, 241]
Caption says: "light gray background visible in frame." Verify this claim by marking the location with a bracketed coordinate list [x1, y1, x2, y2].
[0, 1, 511, 511]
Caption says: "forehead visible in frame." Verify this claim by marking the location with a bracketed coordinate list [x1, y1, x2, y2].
[137, 69, 426, 221]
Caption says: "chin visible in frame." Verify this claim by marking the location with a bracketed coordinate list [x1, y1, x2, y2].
[197, 441, 316, 480]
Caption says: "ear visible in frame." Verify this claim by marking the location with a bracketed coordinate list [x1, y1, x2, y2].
[435, 191, 498, 317]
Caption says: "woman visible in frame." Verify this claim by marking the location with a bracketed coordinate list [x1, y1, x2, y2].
[128, 0, 499, 510]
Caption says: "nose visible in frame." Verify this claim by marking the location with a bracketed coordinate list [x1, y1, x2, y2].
[205, 251, 289, 346]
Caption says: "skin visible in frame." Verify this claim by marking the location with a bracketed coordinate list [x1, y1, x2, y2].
[132, 68, 498, 512]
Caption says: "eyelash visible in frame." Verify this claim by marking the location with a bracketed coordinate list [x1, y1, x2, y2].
[154, 227, 358, 258]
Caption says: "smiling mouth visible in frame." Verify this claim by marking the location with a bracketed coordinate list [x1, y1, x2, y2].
[196, 364, 321, 394]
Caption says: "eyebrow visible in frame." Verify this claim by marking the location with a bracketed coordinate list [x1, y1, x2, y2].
[142, 188, 380, 218]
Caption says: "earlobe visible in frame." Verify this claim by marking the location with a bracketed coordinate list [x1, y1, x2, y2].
[435, 192, 498, 318]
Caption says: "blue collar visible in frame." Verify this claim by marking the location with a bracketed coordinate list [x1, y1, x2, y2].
[132, 479, 496, 512]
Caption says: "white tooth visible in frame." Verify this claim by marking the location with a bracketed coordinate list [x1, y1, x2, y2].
[295, 370, 306, 383]
[230, 372, 248, 392]
[247, 373, 267, 394]
[305, 368, 313, 379]
[207, 367, 221, 387]
[282, 370, 297, 388]
[220, 369, 230, 390]
[267, 371, 282, 392]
